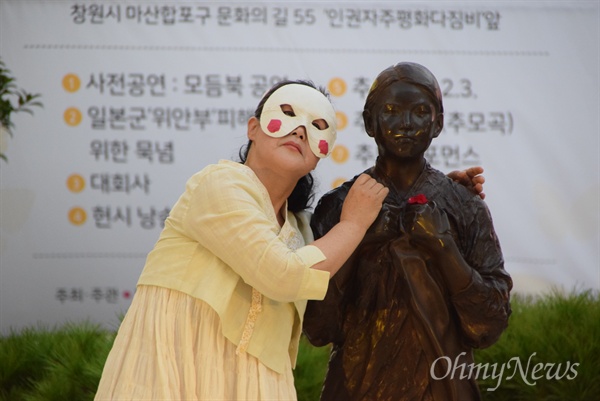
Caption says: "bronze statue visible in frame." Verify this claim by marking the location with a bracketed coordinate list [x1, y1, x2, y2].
[303, 62, 512, 401]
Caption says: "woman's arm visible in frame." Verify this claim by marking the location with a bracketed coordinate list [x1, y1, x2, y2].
[179, 167, 386, 302]
[311, 174, 388, 277]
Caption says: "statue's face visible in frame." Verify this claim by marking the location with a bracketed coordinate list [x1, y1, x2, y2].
[371, 81, 441, 160]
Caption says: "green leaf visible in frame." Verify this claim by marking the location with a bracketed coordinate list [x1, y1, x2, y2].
[0, 57, 43, 162]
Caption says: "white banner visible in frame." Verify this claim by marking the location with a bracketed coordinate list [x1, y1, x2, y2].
[1, 0, 598, 333]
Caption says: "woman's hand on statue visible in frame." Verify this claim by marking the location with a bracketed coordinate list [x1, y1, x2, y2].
[447, 166, 485, 200]
[340, 174, 389, 232]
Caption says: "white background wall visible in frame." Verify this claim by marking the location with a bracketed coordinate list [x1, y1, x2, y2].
[1, 0, 598, 333]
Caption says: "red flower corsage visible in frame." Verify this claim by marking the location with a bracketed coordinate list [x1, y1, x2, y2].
[407, 194, 428, 205]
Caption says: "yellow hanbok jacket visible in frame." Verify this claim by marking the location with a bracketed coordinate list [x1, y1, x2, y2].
[138, 159, 330, 373]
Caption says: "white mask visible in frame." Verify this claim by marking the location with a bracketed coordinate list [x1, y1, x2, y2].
[259, 84, 337, 158]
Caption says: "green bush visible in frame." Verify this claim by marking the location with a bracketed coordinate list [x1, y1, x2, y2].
[474, 289, 600, 401]
[1, 290, 598, 400]
[0, 323, 114, 401]
[294, 337, 330, 401]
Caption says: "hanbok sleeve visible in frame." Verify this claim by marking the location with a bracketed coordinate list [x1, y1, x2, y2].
[178, 164, 330, 302]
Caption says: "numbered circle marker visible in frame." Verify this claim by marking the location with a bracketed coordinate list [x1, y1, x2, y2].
[331, 177, 347, 189]
[64, 107, 82, 126]
[328, 78, 347, 97]
[62, 74, 81, 93]
[331, 144, 350, 164]
[66, 174, 85, 193]
[68, 207, 87, 226]
[335, 111, 348, 131]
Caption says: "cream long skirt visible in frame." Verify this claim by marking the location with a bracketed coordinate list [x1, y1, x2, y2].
[94, 285, 297, 401]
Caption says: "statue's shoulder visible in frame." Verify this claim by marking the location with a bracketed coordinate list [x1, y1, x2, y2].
[311, 168, 373, 235]
[315, 166, 373, 209]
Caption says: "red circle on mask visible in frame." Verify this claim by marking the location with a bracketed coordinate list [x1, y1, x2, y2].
[267, 119, 282, 133]
[319, 140, 329, 155]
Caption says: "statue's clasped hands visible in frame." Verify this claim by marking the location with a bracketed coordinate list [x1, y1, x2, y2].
[406, 202, 454, 256]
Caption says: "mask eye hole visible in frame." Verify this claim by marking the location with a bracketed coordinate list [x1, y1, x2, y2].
[280, 104, 296, 117]
[312, 119, 329, 130]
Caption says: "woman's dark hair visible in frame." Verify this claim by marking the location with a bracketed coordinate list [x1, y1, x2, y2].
[238, 79, 330, 213]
